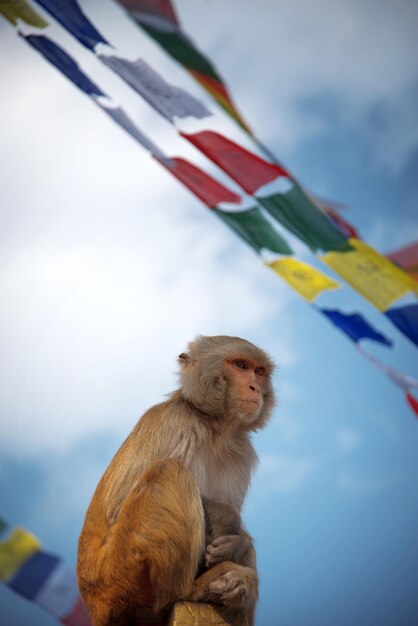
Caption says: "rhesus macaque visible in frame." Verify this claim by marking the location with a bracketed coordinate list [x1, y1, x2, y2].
[77, 335, 276, 626]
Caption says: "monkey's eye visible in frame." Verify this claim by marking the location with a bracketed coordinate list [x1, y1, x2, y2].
[255, 366, 266, 376]
[233, 359, 247, 370]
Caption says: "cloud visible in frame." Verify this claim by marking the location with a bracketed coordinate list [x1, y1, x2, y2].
[335, 427, 362, 452]
[269, 412, 301, 443]
[1, 0, 416, 460]
[337, 467, 401, 494]
[0, 227, 296, 456]
[257, 453, 315, 492]
[180, 0, 418, 172]
[0, 11, 302, 457]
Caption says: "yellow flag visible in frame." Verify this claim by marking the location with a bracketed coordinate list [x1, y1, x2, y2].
[266, 257, 340, 301]
[0, 0, 48, 28]
[322, 238, 416, 311]
[0, 527, 41, 581]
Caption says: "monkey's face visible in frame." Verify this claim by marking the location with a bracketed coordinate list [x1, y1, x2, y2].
[178, 335, 276, 430]
[223, 357, 268, 424]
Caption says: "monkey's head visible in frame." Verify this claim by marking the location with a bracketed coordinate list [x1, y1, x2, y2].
[178, 335, 276, 430]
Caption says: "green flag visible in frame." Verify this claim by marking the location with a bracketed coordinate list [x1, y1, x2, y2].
[213, 206, 292, 255]
[257, 184, 352, 252]
[116, 1, 252, 133]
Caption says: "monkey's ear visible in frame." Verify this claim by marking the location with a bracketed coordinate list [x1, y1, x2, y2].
[178, 353, 195, 369]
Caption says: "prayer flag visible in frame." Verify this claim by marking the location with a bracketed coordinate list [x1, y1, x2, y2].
[0, 519, 8, 538]
[0, 528, 41, 581]
[405, 393, 418, 418]
[34, 0, 108, 50]
[319, 308, 392, 346]
[357, 348, 418, 418]
[115, 0, 252, 132]
[181, 131, 288, 194]
[23, 34, 105, 96]
[99, 55, 210, 122]
[155, 156, 241, 207]
[386, 241, 418, 282]
[8, 551, 59, 599]
[357, 345, 418, 391]
[258, 184, 352, 252]
[141, 24, 218, 78]
[61, 597, 92, 626]
[20, 33, 169, 159]
[322, 238, 416, 311]
[1, 520, 92, 625]
[0, 0, 48, 27]
[309, 195, 360, 239]
[116, 0, 178, 25]
[95, 101, 167, 158]
[266, 258, 340, 301]
[35, 561, 80, 619]
[385, 303, 418, 348]
[213, 207, 293, 255]
[323, 207, 359, 239]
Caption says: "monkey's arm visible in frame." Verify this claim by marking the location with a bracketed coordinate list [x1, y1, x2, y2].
[193, 500, 257, 624]
[202, 499, 256, 569]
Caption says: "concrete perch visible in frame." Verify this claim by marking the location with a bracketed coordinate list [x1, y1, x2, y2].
[169, 601, 232, 625]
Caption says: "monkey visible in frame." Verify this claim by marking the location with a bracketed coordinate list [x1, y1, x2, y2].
[77, 335, 276, 626]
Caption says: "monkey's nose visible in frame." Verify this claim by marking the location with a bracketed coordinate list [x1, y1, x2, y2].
[249, 384, 259, 393]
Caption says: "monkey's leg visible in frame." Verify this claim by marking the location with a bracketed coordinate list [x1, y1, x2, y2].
[80, 459, 205, 626]
[117, 458, 205, 610]
[187, 561, 258, 626]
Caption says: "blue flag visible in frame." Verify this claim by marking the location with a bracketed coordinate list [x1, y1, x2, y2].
[8, 552, 59, 600]
[385, 303, 418, 347]
[23, 35, 105, 97]
[1, 520, 89, 622]
[35, 0, 108, 50]
[319, 308, 392, 346]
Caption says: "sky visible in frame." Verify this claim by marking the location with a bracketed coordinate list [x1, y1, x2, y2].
[1, 1, 418, 625]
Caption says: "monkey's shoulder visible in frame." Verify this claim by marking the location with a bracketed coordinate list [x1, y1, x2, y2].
[131, 394, 207, 437]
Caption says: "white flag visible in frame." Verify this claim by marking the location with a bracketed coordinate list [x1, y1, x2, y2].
[357, 345, 418, 391]
[99, 54, 211, 122]
[34, 561, 79, 619]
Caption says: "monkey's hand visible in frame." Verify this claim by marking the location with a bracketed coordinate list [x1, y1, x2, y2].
[205, 534, 251, 567]
[209, 565, 258, 611]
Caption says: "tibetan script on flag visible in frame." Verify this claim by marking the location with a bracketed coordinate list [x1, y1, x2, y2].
[181, 131, 287, 194]
[266, 258, 340, 301]
[322, 239, 416, 311]
[99, 55, 211, 122]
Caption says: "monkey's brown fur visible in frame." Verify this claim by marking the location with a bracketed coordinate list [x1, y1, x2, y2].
[77, 335, 275, 626]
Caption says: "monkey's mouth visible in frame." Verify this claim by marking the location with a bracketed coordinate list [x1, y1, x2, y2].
[238, 399, 260, 405]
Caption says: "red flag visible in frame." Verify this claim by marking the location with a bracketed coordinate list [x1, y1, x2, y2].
[181, 131, 288, 194]
[405, 392, 418, 418]
[117, 0, 179, 26]
[155, 156, 241, 207]
[386, 241, 418, 282]
[61, 598, 91, 626]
